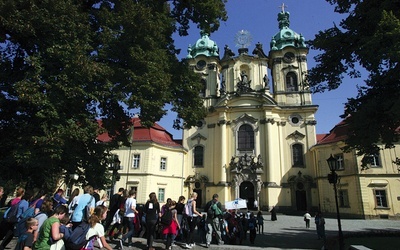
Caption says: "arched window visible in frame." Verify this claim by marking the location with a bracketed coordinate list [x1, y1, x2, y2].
[194, 145, 204, 167]
[238, 124, 254, 151]
[292, 143, 304, 167]
[286, 72, 298, 91]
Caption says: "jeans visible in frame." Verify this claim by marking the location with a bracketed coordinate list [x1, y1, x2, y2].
[146, 219, 157, 248]
[121, 217, 135, 243]
[206, 217, 222, 244]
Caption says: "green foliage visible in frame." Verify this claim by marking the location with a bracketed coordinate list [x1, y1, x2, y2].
[308, 0, 400, 155]
[0, 0, 227, 188]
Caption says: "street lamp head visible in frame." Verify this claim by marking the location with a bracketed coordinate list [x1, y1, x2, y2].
[69, 174, 79, 181]
[327, 154, 338, 172]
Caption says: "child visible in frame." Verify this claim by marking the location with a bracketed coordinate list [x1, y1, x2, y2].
[15, 218, 38, 250]
[85, 205, 113, 250]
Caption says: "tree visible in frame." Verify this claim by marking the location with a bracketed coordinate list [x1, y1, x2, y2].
[308, 0, 400, 155]
[0, 0, 227, 189]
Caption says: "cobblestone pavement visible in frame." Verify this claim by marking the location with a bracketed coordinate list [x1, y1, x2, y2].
[4, 214, 400, 250]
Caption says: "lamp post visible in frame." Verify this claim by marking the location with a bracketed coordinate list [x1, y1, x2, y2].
[110, 155, 121, 194]
[326, 154, 344, 250]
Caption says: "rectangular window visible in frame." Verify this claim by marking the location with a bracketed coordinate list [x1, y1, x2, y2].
[338, 190, 349, 207]
[194, 146, 204, 167]
[238, 125, 254, 151]
[158, 188, 165, 203]
[292, 143, 304, 167]
[160, 157, 167, 170]
[375, 190, 388, 208]
[132, 154, 140, 169]
[369, 154, 381, 167]
[335, 153, 345, 170]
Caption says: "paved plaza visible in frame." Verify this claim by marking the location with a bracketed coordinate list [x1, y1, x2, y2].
[4, 214, 400, 249]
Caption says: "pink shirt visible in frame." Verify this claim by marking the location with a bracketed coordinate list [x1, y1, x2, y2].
[11, 197, 21, 206]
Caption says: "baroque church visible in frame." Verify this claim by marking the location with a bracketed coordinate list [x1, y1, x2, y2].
[182, 9, 317, 212]
[99, 9, 400, 219]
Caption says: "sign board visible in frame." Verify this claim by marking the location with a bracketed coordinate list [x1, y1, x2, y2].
[224, 199, 247, 210]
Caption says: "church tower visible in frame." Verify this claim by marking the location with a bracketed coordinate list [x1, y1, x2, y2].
[183, 8, 318, 213]
[269, 8, 310, 106]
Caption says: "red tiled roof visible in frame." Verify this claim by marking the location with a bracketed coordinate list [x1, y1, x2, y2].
[315, 120, 349, 145]
[97, 118, 182, 148]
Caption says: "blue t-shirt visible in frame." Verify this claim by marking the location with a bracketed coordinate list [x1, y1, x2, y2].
[71, 194, 95, 222]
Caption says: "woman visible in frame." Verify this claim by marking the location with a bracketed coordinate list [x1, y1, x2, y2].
[175, 196, 185, 240]
[34, 198, 54, 242]
[96, 193, 108, 207]
[256, 211, 264, 234]
[53, 189, 67, 208]
[0, 189, 32, 250]
[84, 205, 113, 250]
[34, 205, 69, 250]
[162, 200, 179, 250]
[144, 192, 160, 250]
[184, 192, 202, 249]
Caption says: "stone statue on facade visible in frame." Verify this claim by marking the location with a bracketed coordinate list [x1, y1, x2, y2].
[237, 71, 252, 92]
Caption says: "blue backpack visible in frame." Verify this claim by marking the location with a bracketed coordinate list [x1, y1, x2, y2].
[64, 222, 90, 250]
[4, 201, 21, 223]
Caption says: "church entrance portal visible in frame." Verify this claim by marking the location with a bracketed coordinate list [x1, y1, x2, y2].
[240, 181, 255, 209]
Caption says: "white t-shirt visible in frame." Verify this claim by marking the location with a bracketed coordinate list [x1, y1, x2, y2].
[124, 197, 136, 218]
[86, 223, 104, 248]
[96, 200, 108, 207]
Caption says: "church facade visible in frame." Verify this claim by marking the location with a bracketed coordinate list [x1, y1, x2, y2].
[182, 9, 318, 212]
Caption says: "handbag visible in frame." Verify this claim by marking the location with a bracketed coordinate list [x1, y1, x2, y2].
[50, 239, 65, 250]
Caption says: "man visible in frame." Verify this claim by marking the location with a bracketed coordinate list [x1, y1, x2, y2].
[70, 185, 95, 229]
[204, 194, 223, 248]
[119, 190, 137, 248]
[104, 187, 124, 231]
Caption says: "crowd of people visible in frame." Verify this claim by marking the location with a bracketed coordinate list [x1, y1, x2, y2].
[0, 186, 272, 250]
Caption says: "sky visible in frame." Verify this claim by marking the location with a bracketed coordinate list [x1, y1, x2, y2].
[158, 0, 366, 139]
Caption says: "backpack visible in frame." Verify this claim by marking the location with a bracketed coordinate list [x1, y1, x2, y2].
[207, 201, 222, 219]
[82, 195, 94, 222]
[183, 200, 193, 217]
[64, 221, 90, 249]
[160, 208, 172, 226]
[4, 200, 21, 223]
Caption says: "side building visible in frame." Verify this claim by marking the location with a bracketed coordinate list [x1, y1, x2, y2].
[311, 121, 400, 219]
[99, 117, 189, 204]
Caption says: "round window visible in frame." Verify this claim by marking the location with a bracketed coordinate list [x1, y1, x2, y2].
[196, 120, 204, 128]
[196, 60, 206, 70]
[289, 114, 303, 126]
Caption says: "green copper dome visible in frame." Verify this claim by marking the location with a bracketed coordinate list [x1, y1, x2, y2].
[270, 11, 306, 50]
[187, 31, 219, 59]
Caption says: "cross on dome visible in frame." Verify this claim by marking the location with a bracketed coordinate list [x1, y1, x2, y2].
[279, 3, 288, 13]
